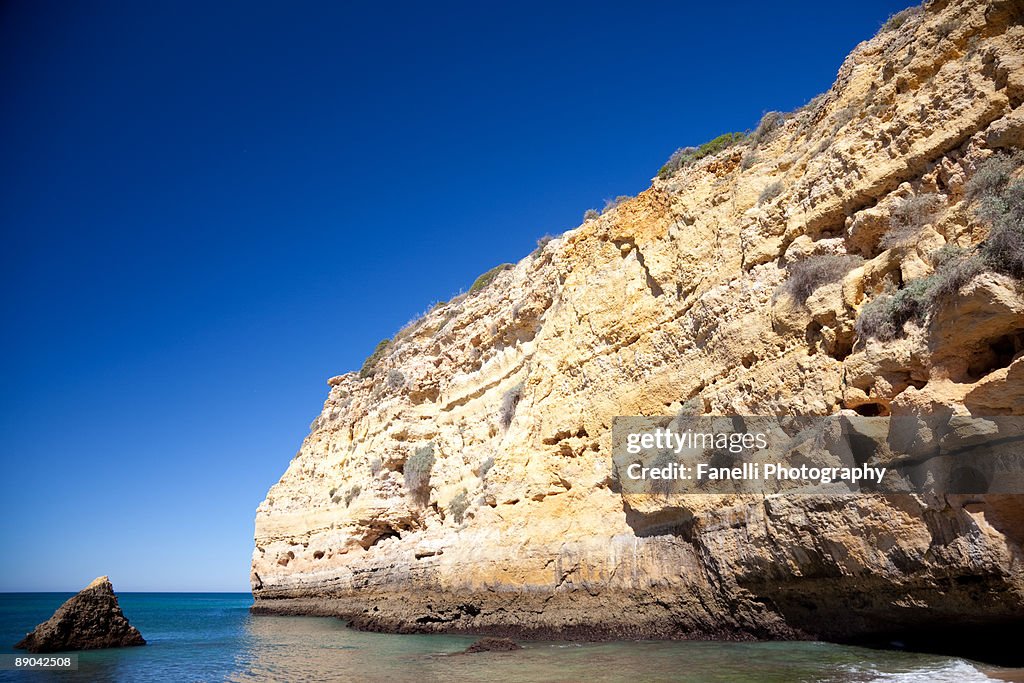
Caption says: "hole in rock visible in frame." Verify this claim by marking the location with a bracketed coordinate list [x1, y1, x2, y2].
[851, 401, 891, 417]
[966, 330, 1024, 381]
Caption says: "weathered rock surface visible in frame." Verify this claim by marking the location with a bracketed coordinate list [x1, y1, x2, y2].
[15, 576, 145, 653]
[253, 0, 1024, 663]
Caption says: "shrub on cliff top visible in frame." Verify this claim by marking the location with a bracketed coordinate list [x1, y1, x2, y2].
[534, 233, 555, 252]
[881, 5, 922, 33]
[777, 254, 863, 305]
[583, 208, 600, 221]
[657, 132, 747, 179]
[359, 338, 390, 378]
[603, 195, 632, 213]
[657, 146, 698, 179]
[694, 132, 746, 159]
[751, 111, 785, 145]
[469, 263, 513, 294]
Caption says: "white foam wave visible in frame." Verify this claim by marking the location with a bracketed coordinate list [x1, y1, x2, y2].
[860, 659, 995, 682]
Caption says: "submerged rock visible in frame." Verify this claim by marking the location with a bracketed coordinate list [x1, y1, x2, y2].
[464, 637, 521, 653]
[15, 576, 145, 653]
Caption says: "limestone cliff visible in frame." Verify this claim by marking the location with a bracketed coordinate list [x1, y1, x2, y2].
[253, 0, 1024, 658]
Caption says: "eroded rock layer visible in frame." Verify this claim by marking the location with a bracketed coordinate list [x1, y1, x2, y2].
[253, 0, 1024, 659]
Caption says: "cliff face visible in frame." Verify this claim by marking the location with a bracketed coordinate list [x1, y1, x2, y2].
[253, 0, 1024, 649]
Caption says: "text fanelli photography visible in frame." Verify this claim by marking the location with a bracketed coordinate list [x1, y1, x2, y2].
[2, 0, 1024, 681]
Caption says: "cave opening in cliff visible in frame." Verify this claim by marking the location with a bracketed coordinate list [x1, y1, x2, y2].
[849, 401, 891, 417]
[965, 329, 1024, 381]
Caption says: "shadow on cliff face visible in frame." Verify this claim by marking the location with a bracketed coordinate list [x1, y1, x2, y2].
[620, 493, 1024, 667]
[621, 502, 696, 540]
[743, 568, 1024, 667]
[849, 621, 1024, 668]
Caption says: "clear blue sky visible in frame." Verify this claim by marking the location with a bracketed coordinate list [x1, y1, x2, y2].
[0, 0, 913, 592]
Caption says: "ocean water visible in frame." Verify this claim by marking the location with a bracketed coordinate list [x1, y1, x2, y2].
[0, 593, 1019, 682]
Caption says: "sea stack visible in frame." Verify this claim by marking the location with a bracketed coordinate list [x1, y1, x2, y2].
[15, 576, 146, 653]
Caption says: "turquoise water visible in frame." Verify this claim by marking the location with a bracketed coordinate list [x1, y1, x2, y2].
[0, 593, 1017, 682]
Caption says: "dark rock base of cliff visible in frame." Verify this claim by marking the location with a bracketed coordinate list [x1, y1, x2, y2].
[250, 590, 1024, 667]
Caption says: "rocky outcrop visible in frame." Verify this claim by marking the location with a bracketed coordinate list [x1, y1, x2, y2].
[463, 637, 521, 653]
[252, 0, 1024, 664]
[15, 577, 145, 653]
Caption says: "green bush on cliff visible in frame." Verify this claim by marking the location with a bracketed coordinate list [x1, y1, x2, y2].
[385, 369, 405, 391]
[758, 180, 784, 205]
[777, 254, 863, 305]
[657, 132, 747, 179]
[478, 455, 495, 479]
[359, 338, 391, 378]
[881, 5, 922, 33]
[694, 132, 746, 159]
[855, 278, 931, 341]
[857, 250, 988, 341]
[448, 490, 470, 524]
[856, 152, 1023, 341]
[983, 200, 1024, 279]
[965, 152, 1023, 202]
[750, 111, 784, 145]
[973, 153, 1024, 279]
[499, 382, 523, 430]
[469, 263, 513, 294]
[879, 193, 942, 250]
[404, 443, 435, 504]
[344, 485, 361, 507]
[603, 195, 632, 213]
[533, 233, 556, 257]
[657, 147, 697, 179]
